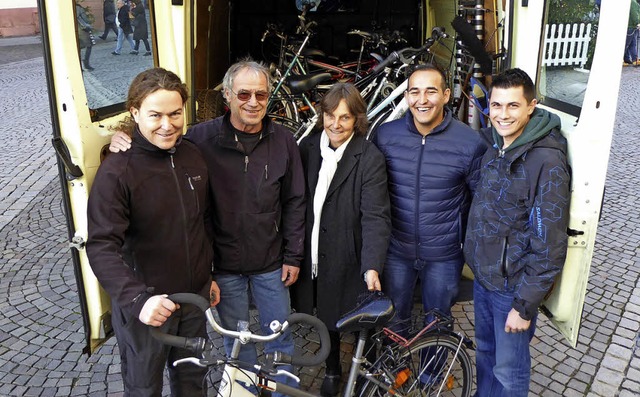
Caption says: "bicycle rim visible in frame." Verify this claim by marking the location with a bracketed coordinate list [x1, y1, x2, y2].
[366, 107, 393, 141]
[359, 334, 473, 397]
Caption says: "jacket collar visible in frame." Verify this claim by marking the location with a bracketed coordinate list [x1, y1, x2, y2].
[132, 126, 182, 155]
[218, 112, 273, 151]
[404, 106, 453, 137]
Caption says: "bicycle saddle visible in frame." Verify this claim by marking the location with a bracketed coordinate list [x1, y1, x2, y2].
[336, 291, 395, 333]
[301, 47, 326, 58]
[286, 72, 332, 94]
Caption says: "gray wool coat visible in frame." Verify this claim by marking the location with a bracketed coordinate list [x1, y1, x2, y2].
[291, 131, 391, 331]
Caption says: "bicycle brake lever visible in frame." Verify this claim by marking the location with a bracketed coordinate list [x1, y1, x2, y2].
[173, 357, 207, 368]
[255, 365, 301, 384]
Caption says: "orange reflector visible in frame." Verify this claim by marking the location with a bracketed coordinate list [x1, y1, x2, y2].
[393, 368, 411, 388]
[446, 374, 454, 390]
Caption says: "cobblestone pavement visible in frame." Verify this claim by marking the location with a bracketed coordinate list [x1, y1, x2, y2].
[1, 35, 639, 396]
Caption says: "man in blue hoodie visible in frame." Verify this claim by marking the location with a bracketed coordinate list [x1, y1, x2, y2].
[464, 68, 571, 396]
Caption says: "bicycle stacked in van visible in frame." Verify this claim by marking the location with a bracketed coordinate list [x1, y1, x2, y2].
[151, 292, 473, 397]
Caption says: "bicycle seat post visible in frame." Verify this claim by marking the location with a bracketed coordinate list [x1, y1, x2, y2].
[343, 329, 369, 397]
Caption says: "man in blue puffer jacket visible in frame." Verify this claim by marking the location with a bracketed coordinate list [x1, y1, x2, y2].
[464, 68, 571, 396]
[373, 64, 487, 340]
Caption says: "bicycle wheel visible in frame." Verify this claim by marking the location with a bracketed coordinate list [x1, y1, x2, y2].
[269, 85, 299, 122]
[366, 107, 393, 141]
[359, 334, 473, 397]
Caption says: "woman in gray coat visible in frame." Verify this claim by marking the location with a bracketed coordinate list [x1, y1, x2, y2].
[291, 83, 391, 396]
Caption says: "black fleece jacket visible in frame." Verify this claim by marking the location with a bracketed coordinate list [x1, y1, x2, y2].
[87, 130, 213, 319]
[186, 114, 306, 275]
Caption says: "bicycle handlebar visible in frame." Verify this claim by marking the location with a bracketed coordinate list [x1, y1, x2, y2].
[148, 293, 212, 357]
[149, 293, 331, 368]
[265, 313, 330, 367]
[371, 26, 447, 74]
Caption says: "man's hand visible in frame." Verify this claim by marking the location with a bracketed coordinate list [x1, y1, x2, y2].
[210, 281, 221, 307]
[281, 264, 299, 287]
[138, 294, 178, 327]
[109, 130, 132, 153]
[505, 308, 531, 333]
[364, 269, 381, 291]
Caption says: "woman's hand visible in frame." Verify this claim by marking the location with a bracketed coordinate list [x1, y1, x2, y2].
[364, 270, 381, 291]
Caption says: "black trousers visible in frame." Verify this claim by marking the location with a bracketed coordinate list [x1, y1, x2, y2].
[111, 301, 208, 397]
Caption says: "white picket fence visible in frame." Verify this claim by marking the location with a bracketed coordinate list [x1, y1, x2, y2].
[543, 23, 592, 68]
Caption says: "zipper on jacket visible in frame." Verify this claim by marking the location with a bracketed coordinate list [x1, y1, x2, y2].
[500, 237, 509, 289]
[264, 164, 268, 180]
[414, 134, 427, 259]
[186, 173, 199, 213]
[244, 155, 249, 172]
[169, 154, 193, 289]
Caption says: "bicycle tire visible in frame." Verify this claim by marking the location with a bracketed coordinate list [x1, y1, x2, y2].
[358, 334, 473, 397]
[269, 85, 299, 122]
[366, 107, 393, 141]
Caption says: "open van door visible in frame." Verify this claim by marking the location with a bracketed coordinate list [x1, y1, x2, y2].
[505, 0, 629, 347]
[37, 0, 197, 355]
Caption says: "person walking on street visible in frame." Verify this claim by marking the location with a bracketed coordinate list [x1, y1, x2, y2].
[76, 4, 95, 71]
[373, 64, 486, 343]
[87, 67, 221, 396]
[464, 68, 571, 396]
[109, 59, 306, 396]
[131, 0, 151, 56]
[291, 83, 391, 397]
[99, 0, 118, 41]
[113, 0, 136, 55]
[624, 0, 640, 65]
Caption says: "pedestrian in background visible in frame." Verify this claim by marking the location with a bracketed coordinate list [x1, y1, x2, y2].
[624, 0, 640, 65]
[99, 0, 118, 41]
[76, 4, 95, 71]
[112, 0, 136, 55]
[131, 0, 151, 56]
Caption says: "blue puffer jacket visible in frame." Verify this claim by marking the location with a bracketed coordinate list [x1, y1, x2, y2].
[374, 108, 487, 262]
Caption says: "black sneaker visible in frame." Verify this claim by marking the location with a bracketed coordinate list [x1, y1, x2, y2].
[111, 51, 120, 55]
[130, 50, 139, 55]
[143, 51, 151, 56]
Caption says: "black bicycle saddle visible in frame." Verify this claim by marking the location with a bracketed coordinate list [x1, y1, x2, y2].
[336, 291, 395, 333]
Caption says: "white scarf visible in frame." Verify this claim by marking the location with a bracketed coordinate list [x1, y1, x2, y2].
[311, 131, 353, 279]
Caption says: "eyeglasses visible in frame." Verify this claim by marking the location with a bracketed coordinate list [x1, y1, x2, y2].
[230, 89, 269, 102]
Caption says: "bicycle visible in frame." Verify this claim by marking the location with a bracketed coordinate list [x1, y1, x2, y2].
[151, 291, 474, 397]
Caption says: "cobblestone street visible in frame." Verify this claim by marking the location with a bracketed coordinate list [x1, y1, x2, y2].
[0, 35, 639, 396]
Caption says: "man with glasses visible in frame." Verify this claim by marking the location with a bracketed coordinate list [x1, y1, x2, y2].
[189, 59, 305, 394]
[109, 60, 306, 394]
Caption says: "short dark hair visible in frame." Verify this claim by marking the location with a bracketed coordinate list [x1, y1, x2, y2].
[317, 82, 368, 136]
[407, 63, 448, 91]
[490, 68, 536, 103]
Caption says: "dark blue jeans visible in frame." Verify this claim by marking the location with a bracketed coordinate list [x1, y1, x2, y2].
[214, 269, 297, 396]
[473, 280, 537, 397]
[382, 251, 464, 328]
[624, 27, 639, 63]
